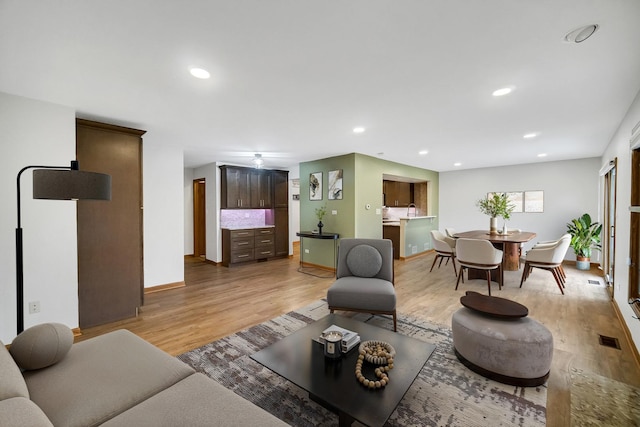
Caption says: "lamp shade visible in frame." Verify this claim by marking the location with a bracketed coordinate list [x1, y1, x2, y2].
[32, 169, 111, 200]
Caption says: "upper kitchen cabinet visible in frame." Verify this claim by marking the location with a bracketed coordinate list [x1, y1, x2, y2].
[384, 180, 414, 207]
[250, 170, 272, 208]
[273, 170, 289, 208]
[220, 166, 251, 208]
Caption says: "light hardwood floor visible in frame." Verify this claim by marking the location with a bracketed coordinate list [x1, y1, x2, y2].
[77, 247, 640, 426]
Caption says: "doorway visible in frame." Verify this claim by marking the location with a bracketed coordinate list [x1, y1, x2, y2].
[602, 159, 617, 297]
[193, 179, 206, 258]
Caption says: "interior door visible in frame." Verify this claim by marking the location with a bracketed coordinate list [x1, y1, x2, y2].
[603, 162, 617, 295]
[193, 179, 206, 257]
[76, 119, 145, 328]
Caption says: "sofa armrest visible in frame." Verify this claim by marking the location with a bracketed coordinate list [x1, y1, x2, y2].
[0, 397, 53, 427]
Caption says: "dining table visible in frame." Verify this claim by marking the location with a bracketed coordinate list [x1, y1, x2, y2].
[453, 230, 536, 271]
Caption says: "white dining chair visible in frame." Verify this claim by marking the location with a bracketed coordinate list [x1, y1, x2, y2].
[455, 238, 503, 295]
[430, 230, 457, 276]
[520, 235, 571, 294]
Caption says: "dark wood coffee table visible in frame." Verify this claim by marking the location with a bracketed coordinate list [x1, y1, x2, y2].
[460, 291, 528, 318]
[251, 314, 435, 427]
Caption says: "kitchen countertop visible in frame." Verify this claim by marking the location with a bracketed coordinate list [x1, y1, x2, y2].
[221, 225, 275, 230]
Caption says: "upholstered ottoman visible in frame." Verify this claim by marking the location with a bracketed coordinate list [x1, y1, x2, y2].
[451, 294, 553, 386]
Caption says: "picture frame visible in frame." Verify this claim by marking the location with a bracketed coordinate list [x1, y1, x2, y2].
[309, 172, 322, 200]
[328, 169, 343, 200]
[506, 192, 524, 213]
[524, 191, 544, 212]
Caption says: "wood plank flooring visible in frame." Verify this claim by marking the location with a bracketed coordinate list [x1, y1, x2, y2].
[77, 248, 640, 427]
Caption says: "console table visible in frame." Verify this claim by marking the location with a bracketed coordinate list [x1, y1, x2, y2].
[296, 231, 339, 276]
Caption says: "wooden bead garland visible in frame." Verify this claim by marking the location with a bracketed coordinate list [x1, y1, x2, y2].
[355, 340, 396, 389]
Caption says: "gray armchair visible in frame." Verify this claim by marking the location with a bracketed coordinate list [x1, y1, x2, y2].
[326, 238, 397, 331]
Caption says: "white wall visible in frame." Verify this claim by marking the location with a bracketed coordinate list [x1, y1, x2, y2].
[193, 163, 220, 262]
[0, 92, 78, 342]
[600, 88, 640, 354]
[143, 144, 184, 287]
[439, 158, 601, 257]
[184, 167, 194, 255]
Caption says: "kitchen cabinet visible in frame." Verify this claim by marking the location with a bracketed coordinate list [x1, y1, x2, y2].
[383, 225, 401, 259]
[220, 166, 251, 208]
[250, 170, 272, 208]
[384, 180, 413, 207]
[222, 227, 275, 266]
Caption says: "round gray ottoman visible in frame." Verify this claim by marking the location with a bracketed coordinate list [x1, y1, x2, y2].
[451, 307, 553, 386]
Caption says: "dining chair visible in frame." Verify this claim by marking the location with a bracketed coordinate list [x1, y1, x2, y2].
[455, 238, 503, 295]
[445, 228, 457, 238]
[520, 235, 571, 294]
[430, 230, 457, 276]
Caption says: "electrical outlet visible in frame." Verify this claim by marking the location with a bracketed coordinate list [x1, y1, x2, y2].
[29, 301, 41, 314]
[305, 249, 310, 253]
[332, 210, 337, 215]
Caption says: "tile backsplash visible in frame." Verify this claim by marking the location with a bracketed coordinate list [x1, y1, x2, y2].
[220, 209, 269, 228]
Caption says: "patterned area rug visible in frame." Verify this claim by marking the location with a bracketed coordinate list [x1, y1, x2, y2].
[178, 300, 546, 426]
[570, 368, 640, 426]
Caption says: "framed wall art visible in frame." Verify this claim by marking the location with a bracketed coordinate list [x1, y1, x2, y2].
[328, 169, 343, 200]
[524, 191, 544, 212]
[309, 172, 322, 200]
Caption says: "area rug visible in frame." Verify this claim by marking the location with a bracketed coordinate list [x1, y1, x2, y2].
[178, 300, 546, 426]
[570, 368, 640, 426]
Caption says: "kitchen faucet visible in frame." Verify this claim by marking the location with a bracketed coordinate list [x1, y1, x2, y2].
[407, 203, 416, 217]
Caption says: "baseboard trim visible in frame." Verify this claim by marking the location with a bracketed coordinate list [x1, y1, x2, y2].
[400, 249, 434, 261]
[72, 327, 82, 337]
[144, 281, 186, 294]
[300, 261, 336, 272]
[611, 297, 640, 372]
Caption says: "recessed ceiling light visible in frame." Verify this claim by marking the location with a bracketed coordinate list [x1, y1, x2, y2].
[492, 87, 513, 97]
[537, 153, 547, 158]
[564, 24, 599, 43]
[419, 150, 429, 155]
[190, 68, 210, 79]
[523, 133, 538, 139]
[353, 127, 366, 134]
[454, 162, 462, 167]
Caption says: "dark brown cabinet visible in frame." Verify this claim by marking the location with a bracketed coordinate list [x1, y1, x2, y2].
[221, 167, 289, 265]
[251, 170, 272, 208]
[222, 227, 275, 266]
[220, 166, 251, 208]
[384, 180, 413, 207]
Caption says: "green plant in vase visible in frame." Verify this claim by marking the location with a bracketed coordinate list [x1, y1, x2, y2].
[476, 193, 513, 234]
[566, 213, 602, 270]
[315, 204, 327, 234]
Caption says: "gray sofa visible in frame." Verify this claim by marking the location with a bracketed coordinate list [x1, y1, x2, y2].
[1, 325, 288, 427]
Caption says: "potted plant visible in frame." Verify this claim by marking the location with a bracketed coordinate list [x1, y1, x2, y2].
[476, 193, 513, 234]
[315, 204, 327, 234]
[566, 213, 602, 270]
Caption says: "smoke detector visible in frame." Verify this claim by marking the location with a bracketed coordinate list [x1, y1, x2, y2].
[564, 24, 599, 43]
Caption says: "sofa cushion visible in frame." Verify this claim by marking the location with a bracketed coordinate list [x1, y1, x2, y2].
[10, 323, 74, 370]
[0, 339, 29, 400]
[101, 373, 288, 427]
[23, 329, 195, 427]
[346, 244, 382, 277]
[0, 397, 53, 427]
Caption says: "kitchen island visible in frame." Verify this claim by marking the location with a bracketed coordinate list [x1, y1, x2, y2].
[383, 216, 436, 259]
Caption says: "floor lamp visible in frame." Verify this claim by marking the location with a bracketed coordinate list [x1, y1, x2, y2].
[16, 160, 111, 335]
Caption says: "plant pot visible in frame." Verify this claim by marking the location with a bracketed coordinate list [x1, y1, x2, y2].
[489, 217, 498, 234]
[317, 220, 323, 234]
[576, 256, 591, 270]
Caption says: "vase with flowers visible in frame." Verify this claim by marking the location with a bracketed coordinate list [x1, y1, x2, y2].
[476, 193, 513, 234]
[315, 204, 327, 234]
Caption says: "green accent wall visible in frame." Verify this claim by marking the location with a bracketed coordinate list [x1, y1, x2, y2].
[300, 153, 439, 268]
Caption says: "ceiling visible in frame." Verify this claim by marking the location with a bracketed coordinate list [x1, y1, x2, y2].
[1, 1, 640, 172]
